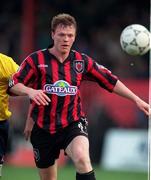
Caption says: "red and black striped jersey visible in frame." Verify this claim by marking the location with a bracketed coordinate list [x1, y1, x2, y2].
[10, 48, 118, 134]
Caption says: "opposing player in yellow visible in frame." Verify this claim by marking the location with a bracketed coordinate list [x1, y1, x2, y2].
[0, 53, 19, 177]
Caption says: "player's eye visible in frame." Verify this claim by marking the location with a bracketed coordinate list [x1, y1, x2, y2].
[59, 33, 65, 37]
[68, 34, 74, 38]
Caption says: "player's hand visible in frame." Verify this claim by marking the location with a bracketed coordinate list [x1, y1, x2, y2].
[24, 117, 35, 141]
[28, 89, 51, 105]
[135, 98, 150, 116]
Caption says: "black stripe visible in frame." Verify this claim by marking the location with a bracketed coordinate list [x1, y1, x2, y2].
[18, 62, 35, 85]
[67, 52, 79, 122]
[55, 62, 65, 129]
[81, 54, 89, 75]
[41, 50, 52, 128]
[31, 52, 42, 89]
[29, 53, 40, 124]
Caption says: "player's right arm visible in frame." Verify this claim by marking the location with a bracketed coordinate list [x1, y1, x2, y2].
[8, 55, 50, 106]
[10, 83, 50, 106]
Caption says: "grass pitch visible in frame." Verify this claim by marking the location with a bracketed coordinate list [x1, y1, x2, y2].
[2, 165, 148, 180]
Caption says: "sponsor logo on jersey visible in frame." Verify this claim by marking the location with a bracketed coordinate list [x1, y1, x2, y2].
[73, 60, 84, 73]
[44, 80, 77, 96]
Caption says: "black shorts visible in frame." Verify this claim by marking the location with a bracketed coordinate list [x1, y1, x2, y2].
[30, 118, 88, 168]
[0, 120, 9, 163]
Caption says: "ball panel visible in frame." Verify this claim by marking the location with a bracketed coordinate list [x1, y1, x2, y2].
[136, 33, 149, 47]
[125, 45, 139, 56]
[122, 29, 135, 43]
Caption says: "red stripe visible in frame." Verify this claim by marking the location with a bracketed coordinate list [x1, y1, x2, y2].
[72, 91, 79, 120]
[91, 68, 114, 91]
[74, 50, 82, 59]
[27, 56, 38, 76]
[49, 60, 59, 133]
[36, 51, 46, 128]
[23, 69, 34, 85]
[72, 51, 83, 120]
[23, 56, 39, 85]
[60, 61, 71, 127]
[87, 56, 93, 72]
[13, 59, 28, 84]
[13, 56, 38, 85]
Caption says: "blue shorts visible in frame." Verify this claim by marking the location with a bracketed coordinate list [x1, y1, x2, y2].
[0, 120, 9, 164]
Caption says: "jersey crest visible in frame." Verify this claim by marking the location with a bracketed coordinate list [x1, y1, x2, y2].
[73, 60, 84, 73]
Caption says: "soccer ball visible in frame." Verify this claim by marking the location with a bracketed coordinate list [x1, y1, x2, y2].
[120, 24, 150, 56]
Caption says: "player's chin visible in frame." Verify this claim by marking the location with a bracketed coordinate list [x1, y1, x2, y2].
[61, 48, 70, 54]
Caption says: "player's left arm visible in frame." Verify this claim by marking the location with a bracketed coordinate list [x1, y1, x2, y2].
[83, 55, 150, 116]
[83, 55, 118, 92]
[113, 80, 150, 116]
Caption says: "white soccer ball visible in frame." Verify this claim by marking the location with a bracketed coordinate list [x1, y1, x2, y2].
[120, 24, 150, 56]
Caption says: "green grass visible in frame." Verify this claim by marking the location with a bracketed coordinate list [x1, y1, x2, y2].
[2, 165, 148, 180]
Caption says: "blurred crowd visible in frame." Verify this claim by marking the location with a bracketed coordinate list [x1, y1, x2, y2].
[0, 0, 149, 78]
[0, 0, 149, 164]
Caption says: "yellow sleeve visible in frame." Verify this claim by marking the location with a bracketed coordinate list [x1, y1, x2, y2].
[0, 53, 19, 79]
[7, 57, 19, 77]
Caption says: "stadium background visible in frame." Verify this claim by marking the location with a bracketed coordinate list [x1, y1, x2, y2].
[0, 0, 149, 179]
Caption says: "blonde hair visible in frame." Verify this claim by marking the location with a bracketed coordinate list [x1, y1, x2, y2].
[51, 13, 77, 32]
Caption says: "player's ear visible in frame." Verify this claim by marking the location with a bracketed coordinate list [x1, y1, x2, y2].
[51, 31, 54, 40]
[73, 36, 76, 42]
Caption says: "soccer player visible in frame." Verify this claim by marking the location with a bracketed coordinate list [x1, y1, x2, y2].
[8, 13, 149, 180]
[0, 53, 19, 177]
